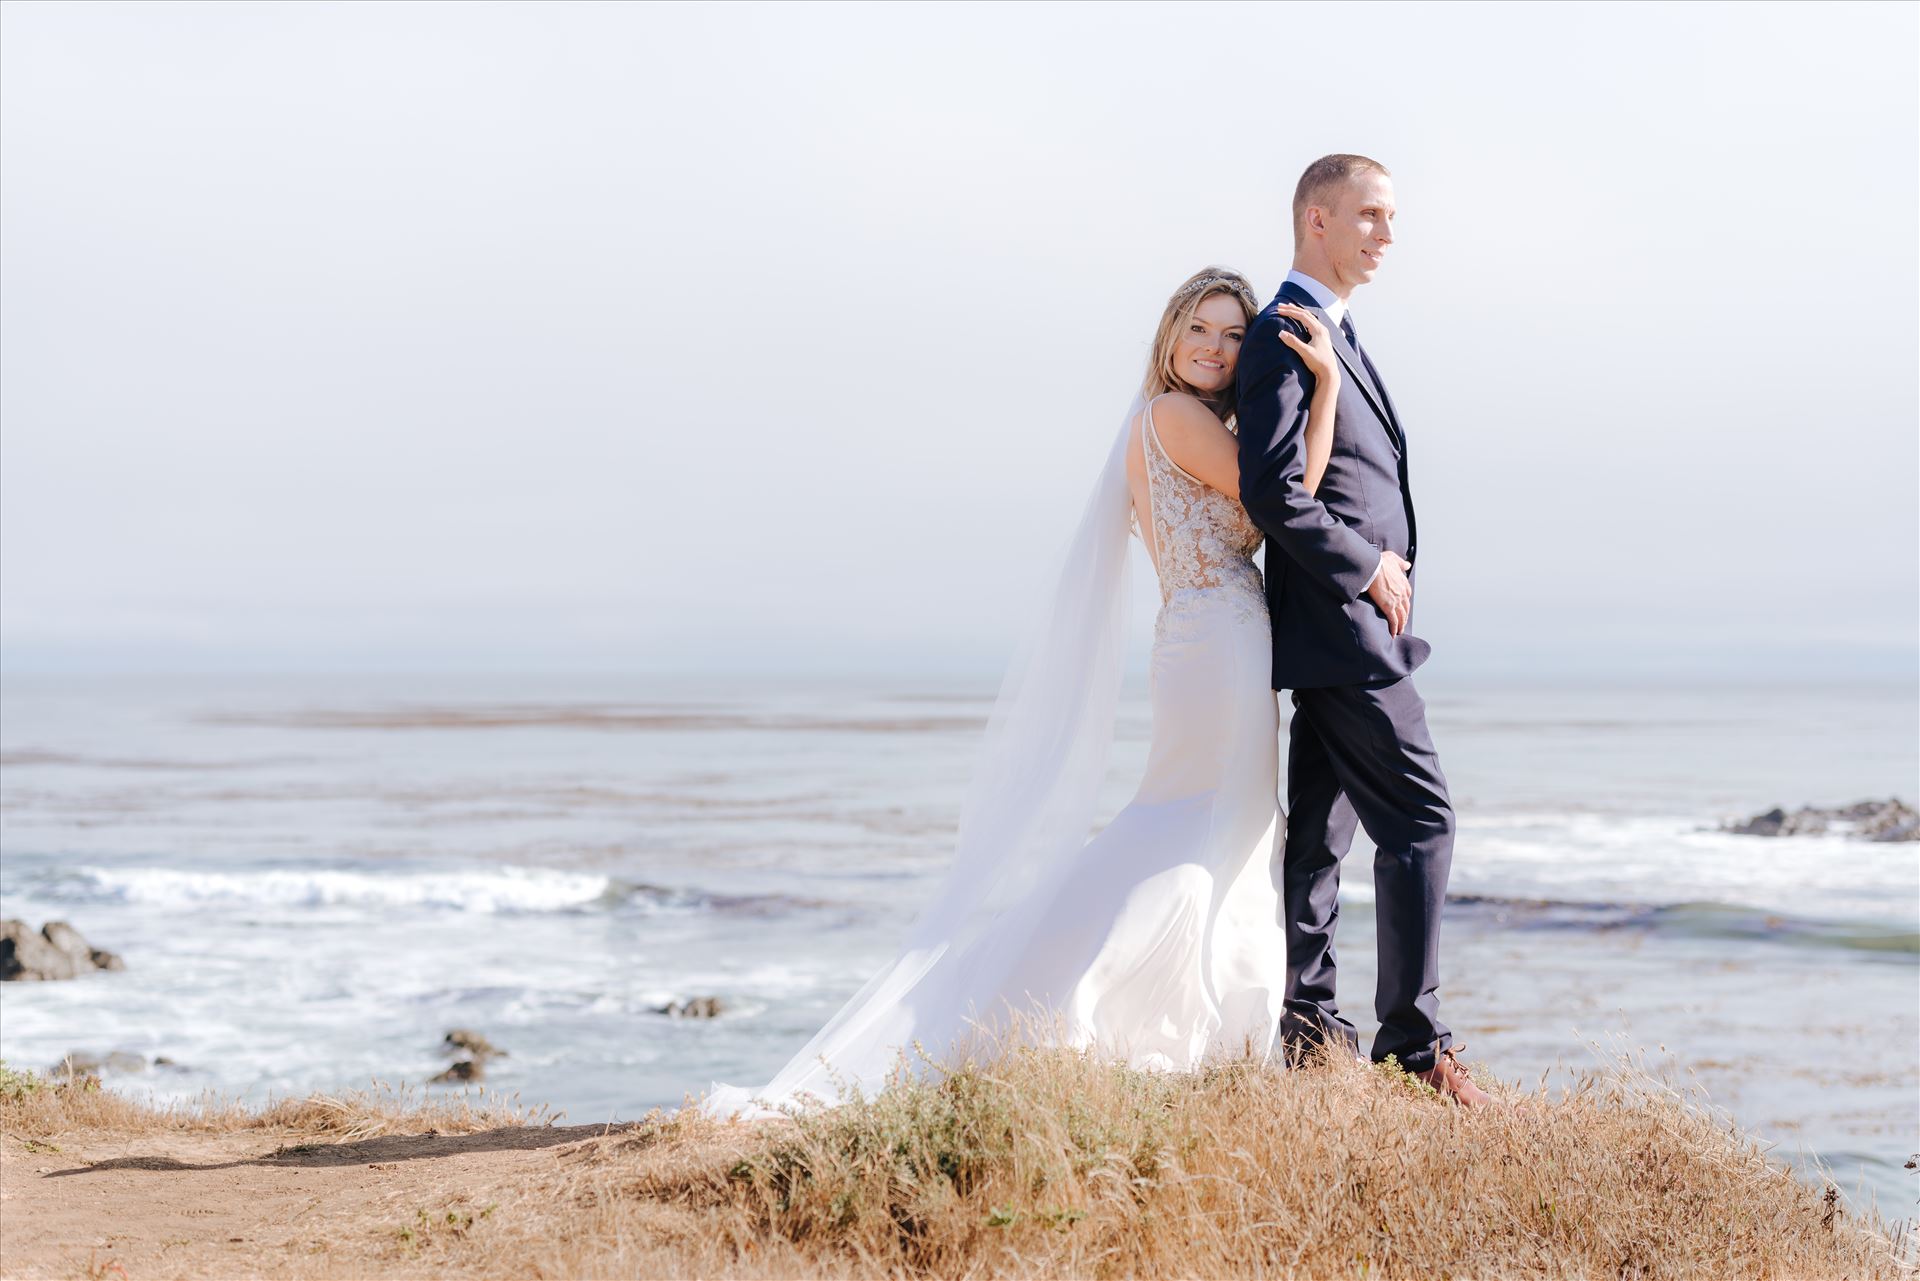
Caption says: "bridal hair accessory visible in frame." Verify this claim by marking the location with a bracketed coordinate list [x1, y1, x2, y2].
[1175, 273, 1239, 298]
[1168, 270, 1260, 321]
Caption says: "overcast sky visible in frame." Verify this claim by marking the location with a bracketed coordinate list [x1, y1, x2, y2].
[2, 0, 1914, 681]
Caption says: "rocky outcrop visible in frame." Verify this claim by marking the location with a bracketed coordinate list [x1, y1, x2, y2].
[656, 995, 725, 1018]
[431, 1028, 506, 1084]
[49, 1050, 148, 1076]
[1724, 798, 1918, 842]
[1, 919, 125, 981]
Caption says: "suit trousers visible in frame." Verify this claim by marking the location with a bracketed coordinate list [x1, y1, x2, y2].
[1279, 675, 1454, 1073]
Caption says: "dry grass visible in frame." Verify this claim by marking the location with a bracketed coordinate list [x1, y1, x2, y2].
[0, 1057, 555, 1140]
[2, 1021, 1913, 1280]
[527, 1013, 1916, 1280]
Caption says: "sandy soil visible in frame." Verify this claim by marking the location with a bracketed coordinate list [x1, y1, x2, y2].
[0, 1120, 628, 1279]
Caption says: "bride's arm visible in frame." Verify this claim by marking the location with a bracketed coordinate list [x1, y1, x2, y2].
[1146, 393, 1245, 499]
[1275, 303, 1340, 496]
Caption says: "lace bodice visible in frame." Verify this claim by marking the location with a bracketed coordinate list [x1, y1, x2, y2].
[1137, 395, 1267, 630]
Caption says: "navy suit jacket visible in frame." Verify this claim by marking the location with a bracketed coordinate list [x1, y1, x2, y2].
[1235, 280, 1430, 690]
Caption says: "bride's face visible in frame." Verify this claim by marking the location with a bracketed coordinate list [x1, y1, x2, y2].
[1173, 294, 1247, 394]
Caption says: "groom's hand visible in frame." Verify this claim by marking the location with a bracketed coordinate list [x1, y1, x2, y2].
[1366, 552, 1414, 636]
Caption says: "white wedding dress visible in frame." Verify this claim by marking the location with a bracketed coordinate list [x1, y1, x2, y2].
[698, 394, 1287, 1121]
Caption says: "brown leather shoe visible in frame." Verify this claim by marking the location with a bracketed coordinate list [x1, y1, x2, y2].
[1414, 1041, 1493, 1108]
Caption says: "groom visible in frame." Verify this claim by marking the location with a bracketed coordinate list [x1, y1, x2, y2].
[1235, 154, 1490, 1106]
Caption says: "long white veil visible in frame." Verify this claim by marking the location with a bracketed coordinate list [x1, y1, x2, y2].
[699, 394, 1143, 1120]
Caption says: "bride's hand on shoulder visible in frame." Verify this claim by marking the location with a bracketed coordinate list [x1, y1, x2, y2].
[1273, 303, 1340, 386]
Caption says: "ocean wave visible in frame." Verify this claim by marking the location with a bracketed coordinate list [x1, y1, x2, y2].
[18, 864, 838, 919]
[593, 878, 845, 919]
[1429, 811, 1917, 931]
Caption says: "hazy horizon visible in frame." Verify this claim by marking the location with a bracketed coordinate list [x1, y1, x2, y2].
[3, 1, 1916, 682]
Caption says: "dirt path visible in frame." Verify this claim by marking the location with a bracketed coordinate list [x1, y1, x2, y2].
[0, 1121, 630, 1279]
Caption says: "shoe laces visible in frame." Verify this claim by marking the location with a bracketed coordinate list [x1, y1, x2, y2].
[1438, 1041, 1472, 1078]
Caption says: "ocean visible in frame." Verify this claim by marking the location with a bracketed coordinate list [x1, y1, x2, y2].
[1, 672, 1914, 1217]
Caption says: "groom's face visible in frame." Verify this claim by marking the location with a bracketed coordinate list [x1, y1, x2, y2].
[1319, 171, 1397, 292]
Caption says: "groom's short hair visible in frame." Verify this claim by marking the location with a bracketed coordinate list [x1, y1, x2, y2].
[1293, 154, 1391, 246]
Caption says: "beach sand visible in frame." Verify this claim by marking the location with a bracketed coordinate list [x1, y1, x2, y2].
[1, 1120, 610, 1279]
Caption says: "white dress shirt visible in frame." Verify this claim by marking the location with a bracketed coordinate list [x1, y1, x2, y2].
[1283, 268, 1347, 323]
[1280, 269, 1383, 593]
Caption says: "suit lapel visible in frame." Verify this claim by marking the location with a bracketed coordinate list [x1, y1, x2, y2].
[1355, 341, 1407, 453]
[1276, 282, 1401, 454]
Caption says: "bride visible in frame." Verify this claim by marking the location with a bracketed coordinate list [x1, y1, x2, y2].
[698, 269, 1341, 1121]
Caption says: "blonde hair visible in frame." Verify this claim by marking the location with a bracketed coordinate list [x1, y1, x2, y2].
[1141, 267, 1261, 425]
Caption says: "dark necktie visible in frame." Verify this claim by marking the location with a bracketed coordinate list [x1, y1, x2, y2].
[1339, 312, 1359, 353]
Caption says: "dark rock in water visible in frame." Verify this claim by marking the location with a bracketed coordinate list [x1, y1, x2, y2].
[1839, 799, 1920, 841]
[1727, 807, 1791, 837]
[442, 1029, 506, 1061]
[1, 920, 72, 981]
[655, 995, 725, 1019]
[1725, 798, 1917, 842]
[2, 919, 125, 981]
[431, 1059, 484, 1083]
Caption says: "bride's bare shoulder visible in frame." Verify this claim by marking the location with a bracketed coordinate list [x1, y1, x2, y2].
[1147, 391, 1229, 441]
